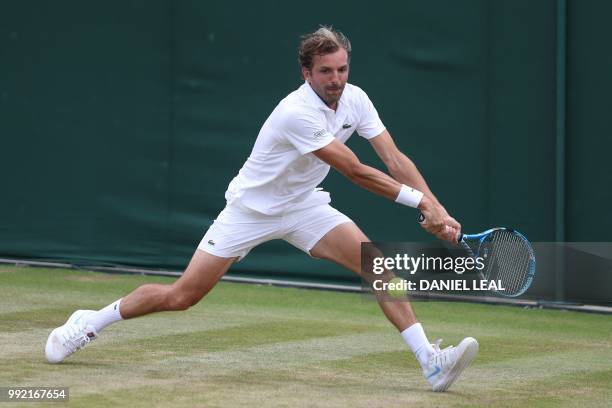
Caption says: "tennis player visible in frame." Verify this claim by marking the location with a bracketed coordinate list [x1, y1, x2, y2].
[45, 26, 478, 392]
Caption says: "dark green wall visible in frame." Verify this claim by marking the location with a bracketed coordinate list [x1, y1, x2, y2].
[566, 0, 612, 241]
[1, 1, 610, 283]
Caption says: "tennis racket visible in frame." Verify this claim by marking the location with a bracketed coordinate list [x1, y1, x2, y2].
[418, 213, 536, 297]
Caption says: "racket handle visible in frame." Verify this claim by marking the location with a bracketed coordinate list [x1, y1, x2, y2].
[417, 212, 463, 243]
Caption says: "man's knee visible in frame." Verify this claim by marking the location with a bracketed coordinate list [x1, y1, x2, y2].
[163, 287, 203, 311]
[361, 243, 383, 269]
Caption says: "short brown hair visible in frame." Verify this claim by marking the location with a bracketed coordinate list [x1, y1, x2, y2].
[298, 26, 352, 70]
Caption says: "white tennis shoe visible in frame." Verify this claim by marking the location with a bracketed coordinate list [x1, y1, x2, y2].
[45, 310, 98, 364]
[423, 337, 479, 392]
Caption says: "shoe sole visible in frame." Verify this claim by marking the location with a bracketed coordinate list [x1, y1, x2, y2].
[45, 327, 64, 363]
[432, 337, 479, 392]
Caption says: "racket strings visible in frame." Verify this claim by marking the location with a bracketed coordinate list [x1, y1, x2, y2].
[485, 230, 533, 296]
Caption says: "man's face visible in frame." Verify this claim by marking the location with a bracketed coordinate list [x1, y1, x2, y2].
[302, 48, 349, 110]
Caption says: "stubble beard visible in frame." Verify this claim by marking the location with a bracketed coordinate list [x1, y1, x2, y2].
[324, 86, 344, 106]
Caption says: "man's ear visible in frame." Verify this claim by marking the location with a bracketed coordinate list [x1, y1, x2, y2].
[301, 67, 311, 81]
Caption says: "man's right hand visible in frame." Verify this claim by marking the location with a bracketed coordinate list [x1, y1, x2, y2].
[418, 196, 461, 243]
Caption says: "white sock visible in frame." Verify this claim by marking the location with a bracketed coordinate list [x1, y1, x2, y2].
[86, 298, 124, 333]
[400, 323, 435, 367]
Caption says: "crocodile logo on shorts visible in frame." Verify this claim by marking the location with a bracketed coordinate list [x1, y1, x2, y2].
[208, 240, 215, 246]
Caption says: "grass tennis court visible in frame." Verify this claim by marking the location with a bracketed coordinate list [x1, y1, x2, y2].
[1, 265, 610, 407]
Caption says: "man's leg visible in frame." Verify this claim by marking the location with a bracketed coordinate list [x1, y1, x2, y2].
[309, 222, 478, 392]
[309, 223, 433, 365]
[119, 250, 236, 318]
[45, 250, 236, 363]
[309, 222, 417, 331]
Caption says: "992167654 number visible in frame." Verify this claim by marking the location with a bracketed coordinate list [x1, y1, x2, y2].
[1, 387, 69, 402]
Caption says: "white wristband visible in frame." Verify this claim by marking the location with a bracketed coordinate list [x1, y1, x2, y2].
[395, 184, 424, 208]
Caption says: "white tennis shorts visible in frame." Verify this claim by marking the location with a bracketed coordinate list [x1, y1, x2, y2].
[198, 200, 353, 261]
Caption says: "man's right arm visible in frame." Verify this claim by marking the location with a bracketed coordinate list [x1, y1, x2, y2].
[313, 138, 402, 200]
[312, 139, 458, 243]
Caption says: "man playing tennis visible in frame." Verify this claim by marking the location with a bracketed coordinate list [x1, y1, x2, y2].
[45, 26, 478, 392]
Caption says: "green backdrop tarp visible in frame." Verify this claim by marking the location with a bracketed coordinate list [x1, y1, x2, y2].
[1, 1, 610, 285]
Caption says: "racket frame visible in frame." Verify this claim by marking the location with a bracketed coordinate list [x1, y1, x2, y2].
[459, 228, 536, 297]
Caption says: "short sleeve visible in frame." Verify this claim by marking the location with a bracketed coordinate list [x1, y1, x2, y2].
[280, 108, 335, 155]
[356, 89, 386, 139]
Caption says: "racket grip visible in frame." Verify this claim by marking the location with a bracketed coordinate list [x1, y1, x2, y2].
[417, 212, 463, 243]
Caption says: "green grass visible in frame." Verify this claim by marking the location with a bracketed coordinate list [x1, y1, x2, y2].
[1, 264, 611, 407]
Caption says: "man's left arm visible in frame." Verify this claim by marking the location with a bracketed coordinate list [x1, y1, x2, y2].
[369, 130, 437, 201]
[369, 130, 460, 239]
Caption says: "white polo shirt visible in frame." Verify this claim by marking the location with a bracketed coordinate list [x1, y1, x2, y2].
[224, 81, 386, 215]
